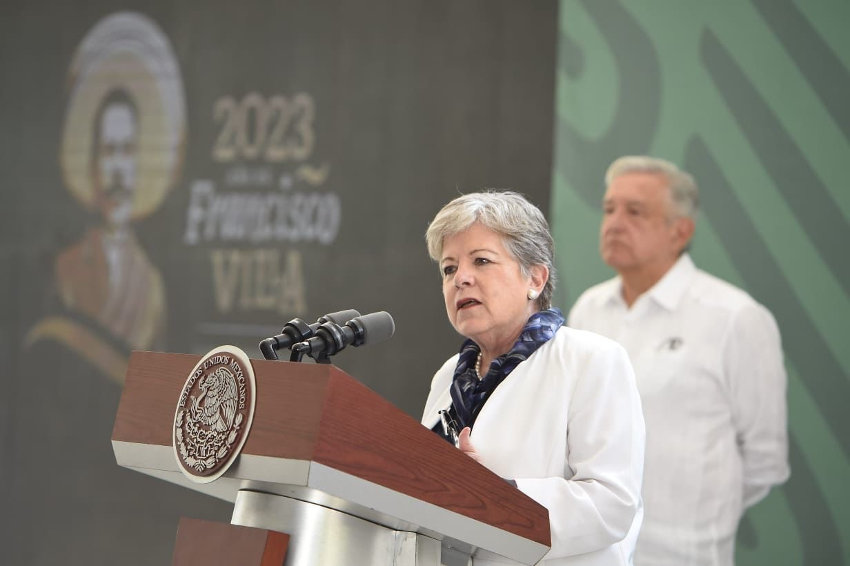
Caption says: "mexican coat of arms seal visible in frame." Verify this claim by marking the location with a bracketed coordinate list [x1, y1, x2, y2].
[173, 345, 256, 483]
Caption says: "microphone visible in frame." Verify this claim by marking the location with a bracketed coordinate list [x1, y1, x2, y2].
[291, 311, 395, 363]
[259, 309, 362, 360]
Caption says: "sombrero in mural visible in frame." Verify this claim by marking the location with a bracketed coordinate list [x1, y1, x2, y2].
[60, 11, 186, 220]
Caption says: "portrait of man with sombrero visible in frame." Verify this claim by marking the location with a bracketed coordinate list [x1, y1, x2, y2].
[27, 12, 186, 382]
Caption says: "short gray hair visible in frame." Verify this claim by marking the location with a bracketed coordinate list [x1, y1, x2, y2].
[425, 190, 556, 309]
[605, 156, 699, 219]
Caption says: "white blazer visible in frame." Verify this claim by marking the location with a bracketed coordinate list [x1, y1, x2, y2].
[422, 327, 645, 566]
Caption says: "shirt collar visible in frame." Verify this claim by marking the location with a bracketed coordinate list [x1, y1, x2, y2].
[644, 253, 696, 311]
[603, 253, 697, 311]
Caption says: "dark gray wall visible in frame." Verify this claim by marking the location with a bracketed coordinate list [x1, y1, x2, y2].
[0, 2, 557, 564]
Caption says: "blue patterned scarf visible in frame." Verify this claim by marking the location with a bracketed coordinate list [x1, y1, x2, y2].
[434, 308, 565, 443]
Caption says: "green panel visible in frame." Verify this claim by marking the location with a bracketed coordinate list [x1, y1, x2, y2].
[553, 1, 850, 563]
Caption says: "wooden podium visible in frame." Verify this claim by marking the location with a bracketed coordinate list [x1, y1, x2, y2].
[111, 351, 550, 566]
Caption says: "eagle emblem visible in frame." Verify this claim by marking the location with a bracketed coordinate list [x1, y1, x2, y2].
[191, 367, 239, 433]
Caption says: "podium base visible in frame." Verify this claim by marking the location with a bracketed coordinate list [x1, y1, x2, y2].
[231, 490, 468, 566]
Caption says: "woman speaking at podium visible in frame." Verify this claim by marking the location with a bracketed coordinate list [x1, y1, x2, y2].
[421, 191, 645, 566]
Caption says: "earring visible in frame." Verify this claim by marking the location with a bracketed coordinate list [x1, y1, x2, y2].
[527, 289, 539, 301]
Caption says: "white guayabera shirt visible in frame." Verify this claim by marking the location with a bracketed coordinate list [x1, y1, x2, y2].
[569, 253, 790, 566]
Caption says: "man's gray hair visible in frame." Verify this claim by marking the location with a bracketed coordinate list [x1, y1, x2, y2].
[605, 156, 699, 219]
[425, 190, 557, 310]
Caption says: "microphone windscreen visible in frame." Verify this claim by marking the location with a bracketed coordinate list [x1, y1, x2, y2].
[358, 311, 395, 345]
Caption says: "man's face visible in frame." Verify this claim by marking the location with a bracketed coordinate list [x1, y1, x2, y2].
[599, 171, 689, 276]
[95, 102, 137, 225]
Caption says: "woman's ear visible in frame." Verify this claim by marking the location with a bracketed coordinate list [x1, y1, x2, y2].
[529, 264, 549, 293]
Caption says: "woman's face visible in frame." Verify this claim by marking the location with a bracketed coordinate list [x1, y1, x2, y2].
[440, 222, 543, 354]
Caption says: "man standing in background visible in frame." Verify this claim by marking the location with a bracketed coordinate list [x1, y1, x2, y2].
[568, 155, 789, 566]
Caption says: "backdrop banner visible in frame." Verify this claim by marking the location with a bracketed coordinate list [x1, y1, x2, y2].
[552, 1, 850, 564]
[0, 2, 557, 565]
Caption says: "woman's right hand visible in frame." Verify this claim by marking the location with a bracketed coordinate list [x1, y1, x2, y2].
[457, 427, 480, 462]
